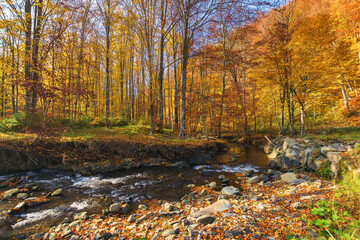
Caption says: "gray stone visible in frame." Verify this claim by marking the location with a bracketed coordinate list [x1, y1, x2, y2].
[138, 204, 148, 211]
[163, 203, 174, 212]
[209, 182, 217, 189]
[326, 152, 342, 163]
[62, 230, 72, 237]
[196, 215, 215, 225]
[74, 212, 87, 221]
[243, 170, 255, 177]
[321, 145, 346, 155]
[291, 202, 300, 209]
[247, 176, 260, 184]
[127, 214, 136, 222]
[161, 229, 176, 237]
[200, 189, 206, 196]
[109, 203, 120, 213]
[121, 204, 131, 214]
[221, 186, 239, 196]
[224, 226, 252, 238]
[282, 138, 299, 151]
[281, 173, 297, 183]
[190, 199, 231, 220]
[4, 188, 20, 197]
[69, 220, 81, 227]
[16, 193, 28, 199]
[259, 174, 269, 182]
[51, 188, 63, 197]
[218, 175, 226, 180]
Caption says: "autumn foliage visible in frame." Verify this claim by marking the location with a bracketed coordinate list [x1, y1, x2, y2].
[0, 0, 359, 136]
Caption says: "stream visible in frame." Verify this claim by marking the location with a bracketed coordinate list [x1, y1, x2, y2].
[0, 144, 268, 237]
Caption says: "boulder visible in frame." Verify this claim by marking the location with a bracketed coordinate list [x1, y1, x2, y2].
[308, 156, 328, 171]
[282, 138, 299, 151]
[161, 229, 176, 237]
[268, 149, 280, 160]
[73, 212, 87, 221]
[221, 186, 239, 196]
[326, 152, 342, 163]
[247, 176, 260, 184]
[109, 203, 120, 213]
[269, 156, 288, 169]
[196, 215, 216, 225]
[281, 173, 297, 183]
[321, 145, 346, 155]
[190, 199, 231, 220]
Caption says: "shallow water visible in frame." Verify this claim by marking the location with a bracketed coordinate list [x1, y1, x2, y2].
[0, 143, 268, 237]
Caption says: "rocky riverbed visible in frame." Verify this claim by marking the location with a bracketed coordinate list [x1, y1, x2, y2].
[17, 170, 333, 239]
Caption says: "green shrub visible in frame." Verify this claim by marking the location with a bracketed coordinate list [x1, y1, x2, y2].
[318, 161, 332, 179]
[90, 116, 107, 127]
[0, 113, 26, 132]
[310, 200, 360, 239]
[74, 116, 94, 128]
[111, 116, 128, 127]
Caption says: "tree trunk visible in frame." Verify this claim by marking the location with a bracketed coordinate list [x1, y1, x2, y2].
[24, 0, 32, 113]
[300, 103, 305, 135]
[105, 24, 111, 126]
[180, 21, 189, 139]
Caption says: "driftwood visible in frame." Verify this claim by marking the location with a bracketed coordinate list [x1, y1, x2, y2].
[264, 135, 275, 147]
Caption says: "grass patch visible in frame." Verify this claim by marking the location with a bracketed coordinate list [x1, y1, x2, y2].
[304, 127, 360, 142]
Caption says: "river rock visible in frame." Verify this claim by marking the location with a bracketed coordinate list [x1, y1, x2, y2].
[281, 173, 297, 183]
[163, 203, 174, 212]
[74, 212, 87, 221]
[196, 215, 215, 225]
[127, 214, 136, 222]
[224, 226, 252, 238]
[122, 204, 131, 214]
[16, 193, 28, 199]
[109, 203, 120, 213]
[51, 188, 63, 197]
[4, 188, 20, 199]
[247, 176, 260, 184]
[218, 175, 226, 180]
[209, 182, 217, 189]
[138, 204, 148, 211]
[221, 186, 239, 196]
[69, 220, 81, 227]
[190, 199, 231, 220]
[62, 230, 72, 237]
[200, 189, 206, 196]
[243, 170, 255, 177]
[161, 229, 176, 237]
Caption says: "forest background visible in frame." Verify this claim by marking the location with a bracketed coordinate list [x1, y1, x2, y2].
[0, 0, 359, 139]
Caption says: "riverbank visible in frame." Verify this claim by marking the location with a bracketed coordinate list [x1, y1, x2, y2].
[0, 135, 226, 174]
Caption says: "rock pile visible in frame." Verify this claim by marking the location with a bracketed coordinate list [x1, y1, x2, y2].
[265, 137, 353, 178]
